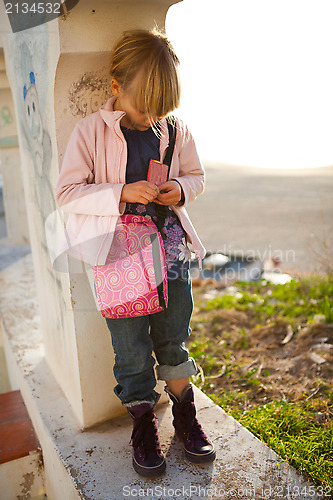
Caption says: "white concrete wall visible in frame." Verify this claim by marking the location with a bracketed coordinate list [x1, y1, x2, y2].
[0, 0, 181, 429]
[0, 51, 30, 244]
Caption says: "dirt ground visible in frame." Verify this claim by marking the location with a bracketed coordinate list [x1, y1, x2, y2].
[190, 280, 333, 412]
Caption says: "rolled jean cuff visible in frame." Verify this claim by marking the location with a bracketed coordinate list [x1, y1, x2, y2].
[156, 358, 197, 381]
[122, 391, 161, 408]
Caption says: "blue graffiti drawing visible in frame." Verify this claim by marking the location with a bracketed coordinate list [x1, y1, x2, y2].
[20, 42, 52, 225]
[23, 71, 44, 176]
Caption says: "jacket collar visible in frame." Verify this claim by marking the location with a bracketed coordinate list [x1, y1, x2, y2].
[99, 95, 170, 154]
[99, 96, 125, 128]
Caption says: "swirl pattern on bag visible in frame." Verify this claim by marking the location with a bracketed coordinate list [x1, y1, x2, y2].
[92, 214, 168, 318]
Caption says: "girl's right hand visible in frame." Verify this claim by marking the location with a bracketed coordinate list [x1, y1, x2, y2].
[120, 181, 159, 205]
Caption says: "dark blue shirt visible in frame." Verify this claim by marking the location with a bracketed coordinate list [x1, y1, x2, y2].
[121, 125, 190, 280]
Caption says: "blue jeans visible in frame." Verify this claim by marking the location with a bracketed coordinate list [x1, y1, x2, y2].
[105, 271, 197, 407]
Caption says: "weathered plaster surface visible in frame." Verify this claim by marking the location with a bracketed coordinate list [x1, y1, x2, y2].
[0, 451, 45, 500]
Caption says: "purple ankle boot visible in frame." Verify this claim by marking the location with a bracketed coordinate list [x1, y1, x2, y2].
[127, 403, 166, 478]
[165, 384, 216, 464]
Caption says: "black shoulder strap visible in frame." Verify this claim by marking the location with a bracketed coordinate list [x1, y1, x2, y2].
[153, 117, 177, 240]
[163, 117, 177, 173]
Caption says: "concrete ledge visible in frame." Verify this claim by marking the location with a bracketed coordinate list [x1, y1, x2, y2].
[0, 250, 323, 500]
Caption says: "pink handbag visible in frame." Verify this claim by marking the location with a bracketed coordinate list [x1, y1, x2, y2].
[92, 214, 168, 319]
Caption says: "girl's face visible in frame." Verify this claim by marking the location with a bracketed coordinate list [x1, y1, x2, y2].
[111, 78, 160, 131]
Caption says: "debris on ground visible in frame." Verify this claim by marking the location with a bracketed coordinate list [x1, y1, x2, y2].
[190, 275, 333, 411]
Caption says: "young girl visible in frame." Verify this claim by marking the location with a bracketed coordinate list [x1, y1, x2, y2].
[56, 28, 215, 478]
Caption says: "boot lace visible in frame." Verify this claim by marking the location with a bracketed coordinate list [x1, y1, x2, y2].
[131, 410, 161, 455]
[177, 401, 208, 442]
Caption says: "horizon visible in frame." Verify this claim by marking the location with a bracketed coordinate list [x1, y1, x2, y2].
[201, 161, 333, 174]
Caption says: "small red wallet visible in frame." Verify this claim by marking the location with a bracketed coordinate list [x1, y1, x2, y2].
[147, 159, 169, 186]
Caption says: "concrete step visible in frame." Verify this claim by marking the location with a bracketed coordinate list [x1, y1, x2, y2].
[0, 390, 46, 499]
[0, 247, 326, 500]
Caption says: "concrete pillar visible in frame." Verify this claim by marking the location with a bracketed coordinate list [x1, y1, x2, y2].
[0, 49, 29, 244]
[0, 0, 181, 429]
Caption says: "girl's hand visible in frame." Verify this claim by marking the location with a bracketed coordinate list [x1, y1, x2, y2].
[154, 180, 183, 206]
[120, 181, 159, 205]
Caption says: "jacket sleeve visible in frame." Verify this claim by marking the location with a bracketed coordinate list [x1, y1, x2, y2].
[55, 121, 126, 216]
[170, 123, 205, 208]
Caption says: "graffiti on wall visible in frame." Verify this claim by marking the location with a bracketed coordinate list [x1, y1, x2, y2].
[22, 69, 50, 178]
[19, 41, 54, 231]
[8, 25, 68, 352]
[69, 71, 112, 117]
[0, 105, 14, 129]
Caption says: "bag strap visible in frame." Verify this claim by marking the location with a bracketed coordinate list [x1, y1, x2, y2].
[163, 117, 177, 172]
[154, 117, 177, 239]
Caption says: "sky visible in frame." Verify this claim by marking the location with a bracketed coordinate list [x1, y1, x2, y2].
[166, 0, 333, 169]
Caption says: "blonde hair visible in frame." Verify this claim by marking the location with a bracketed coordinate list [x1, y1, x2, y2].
[109, 29, 181, 119]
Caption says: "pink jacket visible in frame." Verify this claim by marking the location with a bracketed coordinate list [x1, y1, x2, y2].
[55, 96, 206, 267]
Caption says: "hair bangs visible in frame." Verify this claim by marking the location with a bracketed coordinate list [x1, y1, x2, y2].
[110, 29, 181, 119]
[130, 60, 180, 119]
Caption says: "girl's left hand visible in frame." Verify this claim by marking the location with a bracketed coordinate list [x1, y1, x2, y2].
[154, 180, 183, 206]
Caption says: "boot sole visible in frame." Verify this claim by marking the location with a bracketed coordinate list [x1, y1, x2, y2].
[174, 431, 216, 464]
[132, 457, 166, 478]
[184, 448, 216, 464]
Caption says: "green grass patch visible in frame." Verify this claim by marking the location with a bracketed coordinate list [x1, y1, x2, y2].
[202, 388, 333, 492]
[190, 274, 333, 493]
[200, 276, 333, 325]
[229, 400, 333, 489]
